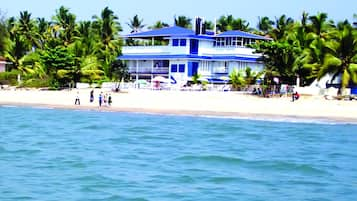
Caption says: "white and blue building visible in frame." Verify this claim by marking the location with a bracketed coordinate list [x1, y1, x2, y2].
[119, 21, 269, 84]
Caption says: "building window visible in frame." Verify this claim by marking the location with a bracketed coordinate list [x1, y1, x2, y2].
[237, 37, 243, 46]
[178, 64, 185, 72]
[171, 64, 177, 72]
[232, 37, 237, 46]
[172, 39, 179, 46]
[226, 37, 232, 46]
[180, 39, 186, 46]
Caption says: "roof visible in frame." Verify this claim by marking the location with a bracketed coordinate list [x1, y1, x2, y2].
[118, 54, 259, 62]
[125, 26, 266, 40]
[125, 26, 194, 38]
[216, 30, 268, 40]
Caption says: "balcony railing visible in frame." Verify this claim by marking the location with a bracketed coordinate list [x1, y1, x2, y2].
[122, 46, 188, 55]
[128, 67, 169, 74]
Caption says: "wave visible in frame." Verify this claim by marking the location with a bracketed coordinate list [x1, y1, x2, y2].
[176, 155, 329, 176]
[195, 114, 357, 125]
[176, 155, 245, 165]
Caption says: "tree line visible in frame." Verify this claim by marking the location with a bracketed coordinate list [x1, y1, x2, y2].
[0, 6, 356, 90]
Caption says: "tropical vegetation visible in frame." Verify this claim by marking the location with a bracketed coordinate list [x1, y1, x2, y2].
[0, 7, 356, 91]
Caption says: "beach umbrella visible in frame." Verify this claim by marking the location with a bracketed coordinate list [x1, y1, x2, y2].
[134, 80, 148, 85]
[198, 77, 209, 82]
[153, 76, 169, 83]
[219, 76, 230, 81]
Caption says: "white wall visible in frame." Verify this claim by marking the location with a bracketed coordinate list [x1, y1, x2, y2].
[0, 62, 5, 72]
[169, 60, 188, 83]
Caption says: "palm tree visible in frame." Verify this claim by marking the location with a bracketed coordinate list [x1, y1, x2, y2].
[216, 15, 234, 32]
[52, 6, 77, 46]
[18, 11, 40, 50]
[231, 18, 250, 31]
[92, 7, 122, 46]
[148, 21, 169, 30]
[36, 17, 51, 49]
[92, 7, 122, 78]
[127, 14, 145, 33]
[0, 9, 9, 56]
[271, 15, 294, 40]
[317, 24, 357, 90]
[203, 20, 214, 30]
[229, 68, 246, 90]
[257, 16, 274, 35]
[217, 15, 250, 32]
[307, 12, 332, 39]
[174, 15, 192, 28]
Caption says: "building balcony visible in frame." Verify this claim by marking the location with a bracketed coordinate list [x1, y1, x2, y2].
[128, 67, 169, 74]
[122, 46, 188, 55]
[199, 46, 257, 56]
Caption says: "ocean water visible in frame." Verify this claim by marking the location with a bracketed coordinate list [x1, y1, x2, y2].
[0, 106, 357, 201]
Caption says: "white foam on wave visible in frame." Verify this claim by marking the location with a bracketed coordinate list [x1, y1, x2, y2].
[125, 110, 354, 125]
[194, 114, 357, 125]
[30, 106, 54, 110]
[0, 105, 18, 108]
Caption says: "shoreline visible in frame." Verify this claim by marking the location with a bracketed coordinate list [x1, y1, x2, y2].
[1, 89, 357, 123]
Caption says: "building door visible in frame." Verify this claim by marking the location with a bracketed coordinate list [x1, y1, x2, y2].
[188, 62, 199, 76]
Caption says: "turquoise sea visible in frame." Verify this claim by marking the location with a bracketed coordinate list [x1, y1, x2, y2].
[0, 106, 357, 201]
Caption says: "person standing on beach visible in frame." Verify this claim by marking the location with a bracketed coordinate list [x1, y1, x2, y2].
[103, 93, 107, 106]
[75, 91, 80, 105]
[99, 92, 103, 107]
[90, 90, 94, 103]
[108, 94, 112, 106]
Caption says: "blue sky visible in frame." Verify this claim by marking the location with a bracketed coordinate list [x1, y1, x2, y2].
[0, 0, 355, 33]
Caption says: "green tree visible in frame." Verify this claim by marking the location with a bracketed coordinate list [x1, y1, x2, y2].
[217, 15, 234, 32]
[36, 17, 51, 49]
[92, 7, 122, 78]
[257, 16, 274, 35]
[231, 18, 250, 31]
[40, 46, 76, 87]
[111, 60, 129, 88]
[317, 24, 357, 90]
[217, 15, 250, 32]
[307, 12, 333, 40]
[252, 40, 298, 84]
[174, 15, 192, 28]
[18, 11, 40, 50]
[148, 21, 169, 29]
[229, 68, 246, 90]
[271, 15, 294, 40]
[127, 14, 145, 33]
[0, 9, 10, 56]
[52, 6, 77, 46]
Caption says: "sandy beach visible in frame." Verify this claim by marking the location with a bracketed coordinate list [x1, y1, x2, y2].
[1, 88, 357, 123]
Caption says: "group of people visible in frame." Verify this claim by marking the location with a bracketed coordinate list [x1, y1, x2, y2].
[251, 85, 300, 102]
[97, 91, 112, 107]
[75, 90, 112, 106]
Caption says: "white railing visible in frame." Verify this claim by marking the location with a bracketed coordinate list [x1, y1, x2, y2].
[128, 67, 169, 73]
[122, 46, 188, 55]
[199, 46, 258, 56]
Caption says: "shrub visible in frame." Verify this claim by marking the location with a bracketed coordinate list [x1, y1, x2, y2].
[0, 70, 21, 86]
[20, 78, 51, 88]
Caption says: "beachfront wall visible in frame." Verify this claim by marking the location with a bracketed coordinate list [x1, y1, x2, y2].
[119, 25, 268, 84]
[0, 62, 5, 72]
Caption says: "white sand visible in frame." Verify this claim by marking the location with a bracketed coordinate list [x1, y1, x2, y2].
[1, 88, 357, 122]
